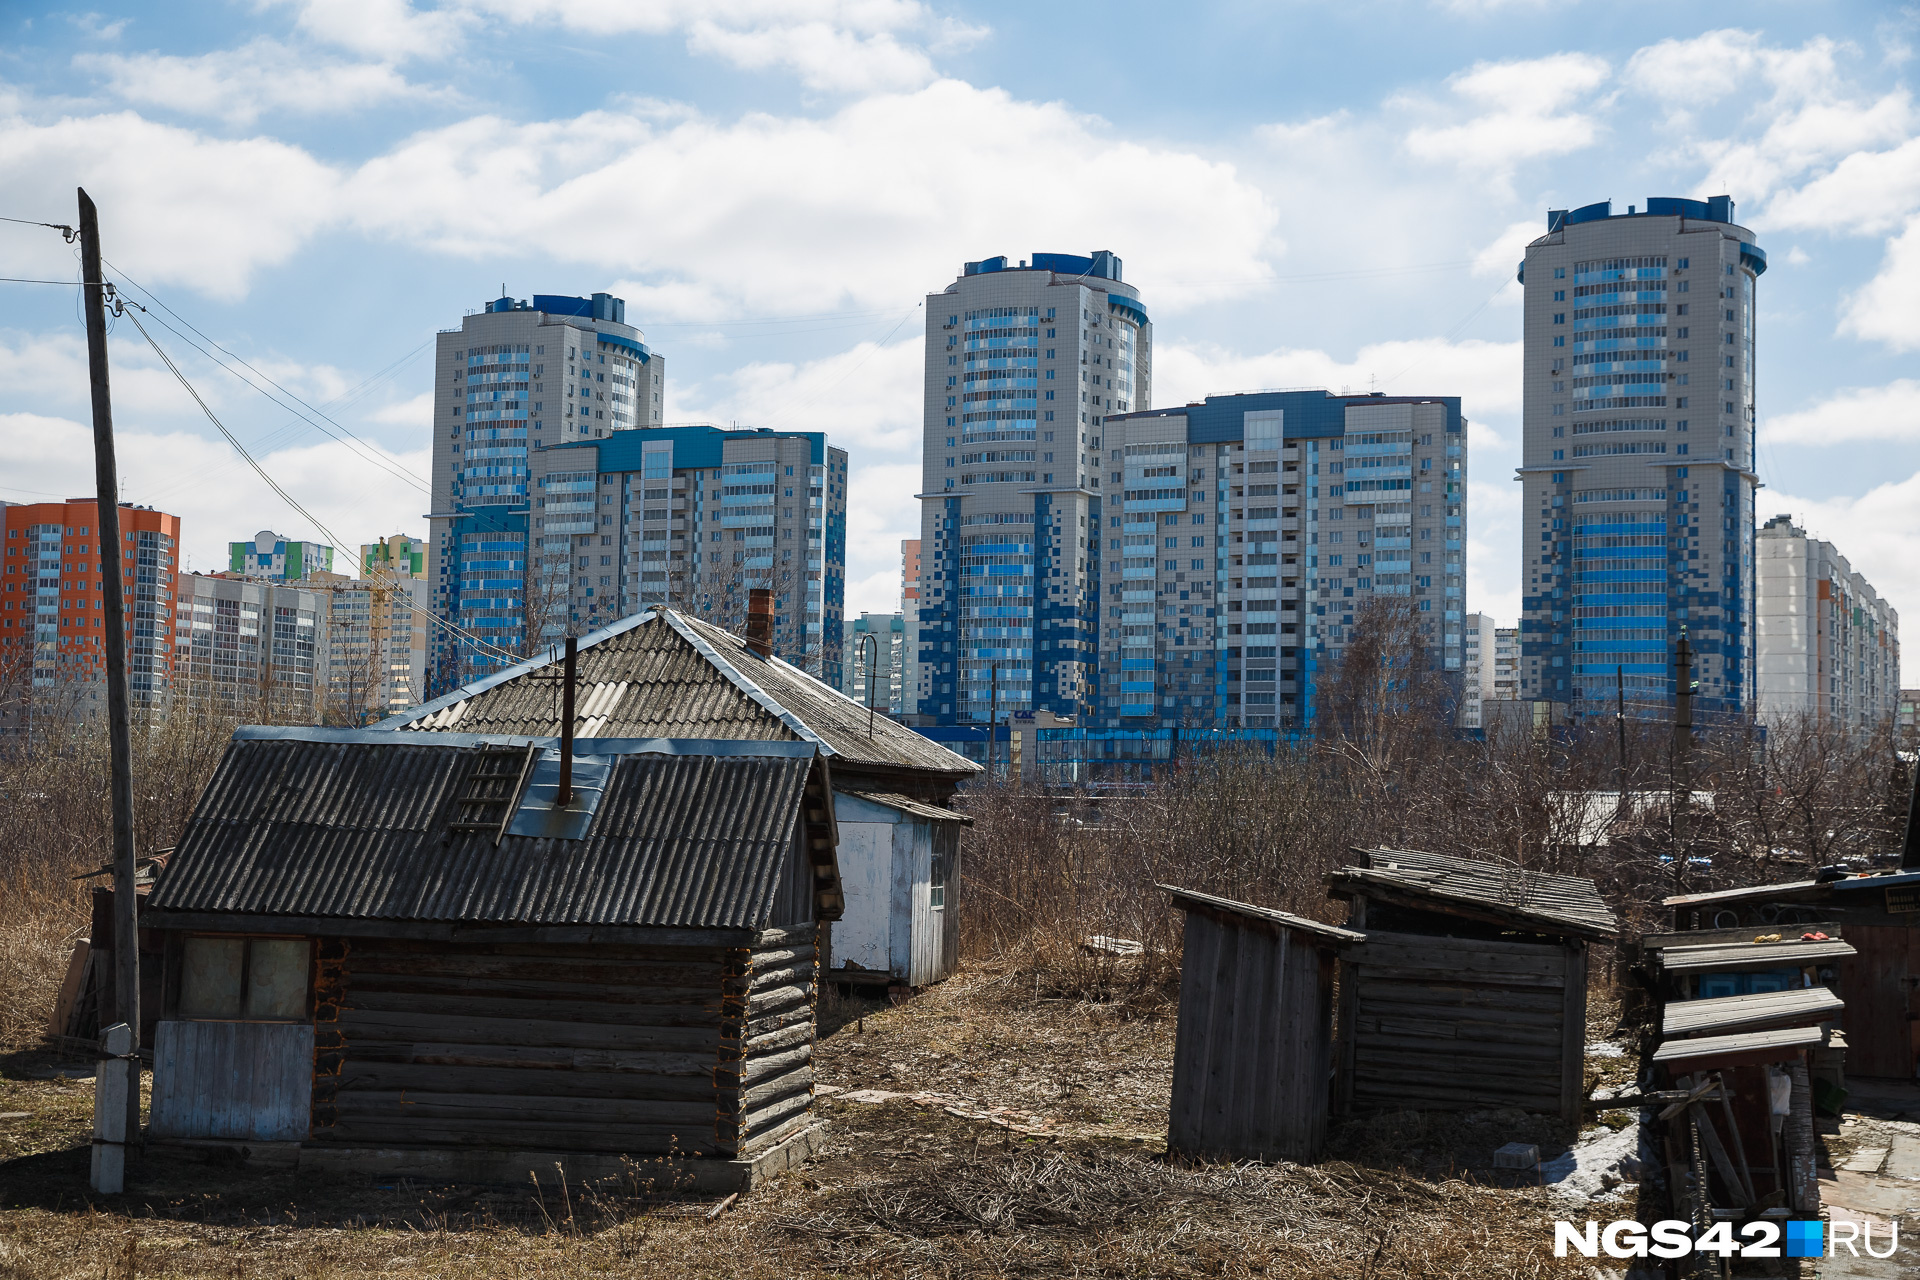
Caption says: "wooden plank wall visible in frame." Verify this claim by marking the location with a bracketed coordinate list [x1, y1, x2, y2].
[1835, 924, 1917, 1078]
[311, 938, 734, 1157]
[1167, 910, 1335, 1163]
[1344, 929, 1580, 1120]
[720, 925, 817, 1157]
[150, 1020, 315, 1141]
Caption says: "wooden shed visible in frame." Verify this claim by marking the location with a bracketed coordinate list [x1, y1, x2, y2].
[1638, 930, 1854, 1219]
[140, 726, 844, 1190]
[1663, 872, 1918, 1079]
[830, 791, 967, 987]
[379, 608, 977, 989]
[1161, 886, 1363, 1163]
[1326, 848, 1620, 1125]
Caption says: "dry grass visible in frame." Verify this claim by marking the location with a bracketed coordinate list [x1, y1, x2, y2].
[0, 959, 1600, 1279]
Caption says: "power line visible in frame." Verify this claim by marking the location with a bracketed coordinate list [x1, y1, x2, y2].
[0, 215, 75, 235]
[104, 261, 431, 494]
[117, 301, 522, 666]
[0, 277, 79, 285]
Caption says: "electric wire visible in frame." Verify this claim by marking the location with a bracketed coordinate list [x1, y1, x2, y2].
[0, 277, 80, 285]
[117, 302, 523, 666]
[0, 216, 75, 233]
[103, 260, 431, 493]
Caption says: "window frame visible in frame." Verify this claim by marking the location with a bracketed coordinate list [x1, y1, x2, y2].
[168, 932, 315, 1024]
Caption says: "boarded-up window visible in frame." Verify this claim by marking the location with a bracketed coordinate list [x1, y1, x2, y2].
[180, 936, 311, 1020]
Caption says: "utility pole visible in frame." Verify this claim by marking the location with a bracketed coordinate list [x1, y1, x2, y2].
[79, 187, 142, 1154]
[1671, 629, 1695, 893]
[987, 660, 1000, 782]
[1616, 665, 1628, 820]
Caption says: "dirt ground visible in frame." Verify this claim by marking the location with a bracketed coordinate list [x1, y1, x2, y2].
[0, 964, 1592, 1279]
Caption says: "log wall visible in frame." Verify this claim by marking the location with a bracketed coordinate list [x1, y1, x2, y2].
[309, 931, 817, 1159]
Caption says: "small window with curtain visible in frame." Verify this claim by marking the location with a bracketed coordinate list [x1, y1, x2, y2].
[179, 936, 311, 1021]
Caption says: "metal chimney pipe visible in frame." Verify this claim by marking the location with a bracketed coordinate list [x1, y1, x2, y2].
[557, 635, 577, 807]
[746, 588, 774, 658]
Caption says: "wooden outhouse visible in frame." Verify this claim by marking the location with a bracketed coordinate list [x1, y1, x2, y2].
[379, 608, 977, 988]
[141, 726, 843, 1189]
[1162, 886, 1362, 1163]
[1326, 848, 1620, 1125]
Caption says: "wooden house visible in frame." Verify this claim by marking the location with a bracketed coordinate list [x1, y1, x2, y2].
[1325, 848, 1620, 1125]
[378, 608, 979, 989]
[140, 726, 843, 1190]
[1161, 886, 1362, 1163]
[1663, 873, 1918, 1079]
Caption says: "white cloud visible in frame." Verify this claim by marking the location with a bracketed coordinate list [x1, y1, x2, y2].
[1840, 215, 1920, 350]
[1473, 219, 1540, 280]
[841, 462, 921, 615]
[459, 0, 972, 93]
[77, 38, 447, 123]
[343, 81, 1278, 317]
[1765, 378, 1920, 445]
[1, 411, 431, 575]
[0, 106, 339, 300]
[370, 391, 435, 427]
[1763, 472, 1920, 653]
[1403, 54, 1610, 183]
[1624, 29, 1764, 104]
[1765, 136, 1920, 235]
[673, 334, 922, 451]
[686, 21, 936, 93]
[1153, 337, 1522, 416]
[277, 0, 470, 60]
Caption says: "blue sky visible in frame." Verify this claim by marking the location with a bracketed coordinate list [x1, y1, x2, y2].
[3, 1, 1918, 675]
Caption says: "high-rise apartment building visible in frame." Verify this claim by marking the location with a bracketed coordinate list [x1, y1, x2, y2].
[228, 530, 332, 581]
[361, 534, 430, 712]
[0, 498, 180, 724]
[429, 291, 666, 689]
[840, 612, 906, 716]
[1493, 626, 1520, 700]
[173, 572, 330, 721]
[525, 425, 847, 680]
[1518, 196, 1764, 717]
[914, 251, 1150, 724]
[1755, 514, 1899, 738]
[1096, 391, 1465, 729]
[1460, 612, 1498, 728]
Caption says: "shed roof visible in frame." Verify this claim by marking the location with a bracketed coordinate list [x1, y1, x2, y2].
[1661, 987, 1844, 1038]
[1661, 879, 1820, 908]
[1161, 884, 1366, 944]
[843, 791, 973, 825]
[1654, 938, 1856, 975]
[1327, 848, 1619, 941]
[377, 609, 978, 782]
[147, 728, 841, 930]
[1651, 1025, 1825, 1067]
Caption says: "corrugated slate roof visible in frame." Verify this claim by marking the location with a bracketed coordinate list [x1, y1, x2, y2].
[379, 610, 978, 781]
[147, 730, 836, 930]
[1327, 847, 1620, 941]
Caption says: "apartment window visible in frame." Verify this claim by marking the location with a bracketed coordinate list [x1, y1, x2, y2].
[1553, 267, 1566, 279]
[1553, 290, 1565, 301]
[1552, 313, 1565, 325]
[1553, 336, 1565, 347]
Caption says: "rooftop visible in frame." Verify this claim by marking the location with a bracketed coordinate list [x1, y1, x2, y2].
[146, 728, 843, 932]
[377, 609, 979, 782]
[1326, 847, 1620, 941]
[964, 250, 1122, 281]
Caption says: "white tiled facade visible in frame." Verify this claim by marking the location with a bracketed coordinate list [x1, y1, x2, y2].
[1755, 514, 1899, 739]
[914, 252, 1149, 724]
[1519, 198, 1761, 719]
[429, 293, 666, 690]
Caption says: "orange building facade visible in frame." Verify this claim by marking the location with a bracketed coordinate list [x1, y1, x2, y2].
[1, 498, 181, 711]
